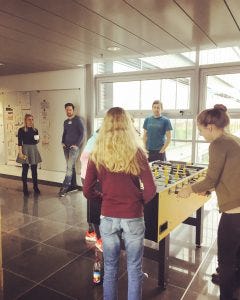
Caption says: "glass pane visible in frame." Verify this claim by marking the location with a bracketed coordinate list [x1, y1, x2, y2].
[141, 80, 161, 109]
[140, 53, 195, 69]
[94, 47, 240, 75]
[99, 82, 113, 111]
[113, 61, 140, 73]
[171, 119, 193, 140]
[94, 118, 103, 131]
[99, 76, 191, 113]
[99, 81, 141, 111]
[195, 142, 209, 164]
[200, 47, 240, 65]
[167, 141, 192, 162]
[196, 127, 205, 141]
[113, 81, 140, 110]
[206, 73, 240, 109]
[94, 52, 196, 75]
[176, 78, 190, 109]
[230, 119, 240, 137]
[161, 79, 176, 109]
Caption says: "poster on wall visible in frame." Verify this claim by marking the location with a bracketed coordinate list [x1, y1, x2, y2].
[40, 99, 50, 145]
[4, 92, 31, 164]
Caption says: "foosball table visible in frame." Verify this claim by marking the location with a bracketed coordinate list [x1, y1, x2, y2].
[144, 160, 211, 290]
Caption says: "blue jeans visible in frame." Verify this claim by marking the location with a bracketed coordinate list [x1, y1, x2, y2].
[100, 216, 145, 300]
[63, 146, 80, 187]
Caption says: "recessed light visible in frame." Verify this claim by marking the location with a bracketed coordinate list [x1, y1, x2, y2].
[107, 46, 120, 51]
[76, 64, 84, 67]
[0, 62, 4, 66]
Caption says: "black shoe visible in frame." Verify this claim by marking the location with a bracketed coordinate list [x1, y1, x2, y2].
[58, 187, 68, 197]
[211, 273, 220, 285]
[34, 187, 41, 195]
[23, 189, 29, 196]
[67, 185, 79, 193]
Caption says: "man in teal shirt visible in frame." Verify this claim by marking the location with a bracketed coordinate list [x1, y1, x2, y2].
[143, 100, 172, 162]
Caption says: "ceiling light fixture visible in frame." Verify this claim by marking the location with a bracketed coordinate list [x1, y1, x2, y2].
[107, 46, 120, 51]
[0, 62, 4, 66]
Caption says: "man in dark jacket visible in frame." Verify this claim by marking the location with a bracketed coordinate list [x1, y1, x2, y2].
[58, 102, 84, 197]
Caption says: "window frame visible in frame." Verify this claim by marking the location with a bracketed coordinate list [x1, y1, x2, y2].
[199, 65, 240, 117]
[95, 67, 196, 119]
[195, 65, 240, 163]
[95, 63, 240, 164]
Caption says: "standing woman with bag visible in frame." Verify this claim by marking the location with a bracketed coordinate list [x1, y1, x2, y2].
[17, 114, 42, 196]
[83, 107, 156, 300]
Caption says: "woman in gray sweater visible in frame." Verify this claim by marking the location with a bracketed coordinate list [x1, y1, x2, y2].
[178, 104, 240, 300]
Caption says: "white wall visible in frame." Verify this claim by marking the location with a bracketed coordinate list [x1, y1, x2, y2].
[0, 68, 85, 91]
[0, 68, 86, 180]
[0, 68, 86, 117]
[30, 89, 83, 172]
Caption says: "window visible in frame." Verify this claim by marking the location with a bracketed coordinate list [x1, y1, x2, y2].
[97, 76, 192, 115]
[200, 47, 240, 65]
[141, 80, 161, 109]
[94, 49, 240, 166]
[96, 73, 194, 162]
[168, 141, 193, 162]
[113, 81, 140, 109]
[196, 69, 240, 164]
[206, 73, 240, 109]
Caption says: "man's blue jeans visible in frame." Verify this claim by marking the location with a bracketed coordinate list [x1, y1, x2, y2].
[100, 216, 145, 300]
[63, 146, 80, 187]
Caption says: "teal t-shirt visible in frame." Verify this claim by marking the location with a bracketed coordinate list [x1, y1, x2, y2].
[143, 116, 172, 150]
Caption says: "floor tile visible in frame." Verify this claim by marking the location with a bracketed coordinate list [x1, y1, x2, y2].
[0, 177, 223, 299]
[41, 256, 103, 300]
[2, 233, 38, 264]
[117, 273, 185, 300]
[9, 219, 71, 242]
[43, 227, 94, 255]
[1, 211, 38, 233]
[44, 206, 87, 227]
[20, 197, 65, 218]
[183, 240, 220, 298]
[182, 289, 219, 299]
[0, 269, 36, 300]
[5, 243, 77, 282]
[17, 285, 75, 300]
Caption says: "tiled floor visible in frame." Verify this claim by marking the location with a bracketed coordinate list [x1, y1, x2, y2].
[0, 164, 67, 184]
[0, 176, 228, 300]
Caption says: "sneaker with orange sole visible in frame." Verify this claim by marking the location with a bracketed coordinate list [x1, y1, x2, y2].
[85, 231, 97, 242]
[95, 238, 103, 252]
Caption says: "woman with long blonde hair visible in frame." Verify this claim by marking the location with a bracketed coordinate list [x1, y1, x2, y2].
[83, 107, 156, 300]
[17, 114, 42, 196]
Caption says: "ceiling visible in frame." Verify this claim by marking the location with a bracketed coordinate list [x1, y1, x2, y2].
[0, 0, 240, 75]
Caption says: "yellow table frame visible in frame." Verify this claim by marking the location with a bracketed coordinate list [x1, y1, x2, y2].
[144, 166, 210, 289]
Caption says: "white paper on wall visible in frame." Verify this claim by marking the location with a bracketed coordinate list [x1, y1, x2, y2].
[3, 92, 31, 163]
